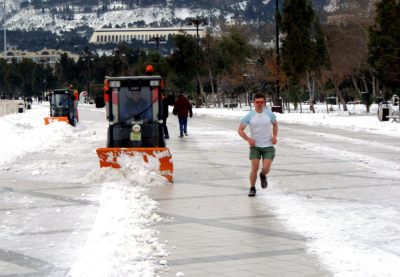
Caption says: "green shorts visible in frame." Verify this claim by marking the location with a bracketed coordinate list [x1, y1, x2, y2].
[249, 146, 275, 160]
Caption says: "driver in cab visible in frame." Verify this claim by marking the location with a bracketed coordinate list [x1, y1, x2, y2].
[121, 90, 153, 123]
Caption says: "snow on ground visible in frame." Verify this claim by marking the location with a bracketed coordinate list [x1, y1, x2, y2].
[263, 132, 400, 276]
[283, 136, 400, 178]
[0, 105, 74, 168]
[0, 103, 168, 276]
[5, 6, 222, 33]
[193, 103, 400, 277]
[68, 157, 168, 277]
[265, 192, 400, 277]
[1, 101, 399, 276]
[193, 103, 400, 138]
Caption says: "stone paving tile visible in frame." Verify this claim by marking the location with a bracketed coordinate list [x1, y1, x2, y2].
[0, 260, 37, 275]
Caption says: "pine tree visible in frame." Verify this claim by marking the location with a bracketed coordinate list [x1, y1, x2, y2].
[281, 0, 315, 83]
[280, 0, 328, 112]
[368, 0, 400, 92]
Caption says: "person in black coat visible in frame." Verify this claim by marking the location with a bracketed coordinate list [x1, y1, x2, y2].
[162, 90, 175, 139]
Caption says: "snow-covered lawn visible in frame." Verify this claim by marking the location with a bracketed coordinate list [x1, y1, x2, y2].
[194, 103, 400, 138]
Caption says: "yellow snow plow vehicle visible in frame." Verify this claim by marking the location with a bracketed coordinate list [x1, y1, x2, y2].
[96, 75, 173, 182]
[44, 89, 79, 126]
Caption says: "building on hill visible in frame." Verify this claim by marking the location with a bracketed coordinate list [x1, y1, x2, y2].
[0, 48, 79, 65]
[89, 27, 206, 44]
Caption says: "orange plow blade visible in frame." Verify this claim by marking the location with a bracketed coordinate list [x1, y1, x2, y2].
[96, 147, 173, 182]
[44, 117, 69, 125]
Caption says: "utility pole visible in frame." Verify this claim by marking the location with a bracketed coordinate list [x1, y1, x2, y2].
[188, 17, 206, 108]
[3, 0, 6, 59]
[81, 50, 93, 101]
[40, 58, 46, 101]
[87, 57, 91, 100]
[113, 48, 126, 75]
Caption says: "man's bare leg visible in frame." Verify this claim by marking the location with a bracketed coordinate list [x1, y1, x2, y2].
[250, 159, 260, 188]
[260, 159, 272, 189]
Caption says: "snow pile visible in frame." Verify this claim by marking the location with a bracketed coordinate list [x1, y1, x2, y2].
[266, 191, 400, 277]
[0, 105, 75, 168]
[1, 104, 169, 276]
[69, 156, 168, 277]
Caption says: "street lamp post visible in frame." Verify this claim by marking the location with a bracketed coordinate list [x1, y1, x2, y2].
[3, 0, 6, 59]
[40, 58, 46, 102]
[149, 35, 166, 51]
[274, 0, 282, 113]
[113, 48, 127, 75]
[81, 51, 93, 101]
[188, 17, 207, 108]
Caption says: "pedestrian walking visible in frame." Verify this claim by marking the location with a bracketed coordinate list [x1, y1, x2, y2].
[173, 93, 193, 138]
[238, 93, 278, 197]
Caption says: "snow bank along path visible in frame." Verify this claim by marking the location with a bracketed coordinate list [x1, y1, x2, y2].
[1, 104, 169, 276]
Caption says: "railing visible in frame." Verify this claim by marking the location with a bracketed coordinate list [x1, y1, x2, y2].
[0, 100, 24, 117]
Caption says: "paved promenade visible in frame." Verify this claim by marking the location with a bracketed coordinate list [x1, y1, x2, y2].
[2, 106, 399, 276]
[149, 117, 332, 277]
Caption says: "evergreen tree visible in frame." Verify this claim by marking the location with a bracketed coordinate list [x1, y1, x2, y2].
[368, 0, 400, 92]
[18, 59, 37, 96]
[168, 34, 198, 96]
[0, 59, 7, 96]
[280, 0, 315, 83]
[280, 0, 328, 112]
[5, 63, 23, 97]
[55, 53, 78, 87]
[218, 32, 251, 73]
[309, 18, 329, 73]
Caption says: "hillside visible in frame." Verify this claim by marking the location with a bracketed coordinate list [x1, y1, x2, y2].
[2, 0, 340, 33]
[0, 0, 377, 52]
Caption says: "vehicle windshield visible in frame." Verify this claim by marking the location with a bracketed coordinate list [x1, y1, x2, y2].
[54, 93, 70, 108]
[119, 87, 153, 123]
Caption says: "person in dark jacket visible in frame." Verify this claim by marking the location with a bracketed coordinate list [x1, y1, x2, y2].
[162, 90, 175, 139]
[172, 94, 193, 137]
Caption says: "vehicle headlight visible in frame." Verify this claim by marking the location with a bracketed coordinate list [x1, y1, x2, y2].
[132, 124, 141, 132]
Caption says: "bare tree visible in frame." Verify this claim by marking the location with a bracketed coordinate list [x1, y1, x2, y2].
[324, 17, 374, 112]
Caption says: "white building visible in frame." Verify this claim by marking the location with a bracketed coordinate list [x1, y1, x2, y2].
[89, 27, 206, 44]
[0, 48, 79, 65]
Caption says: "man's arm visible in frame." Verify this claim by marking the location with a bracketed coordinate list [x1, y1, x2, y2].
[272, 120, 278, 145]
[238, 123, 256, 146]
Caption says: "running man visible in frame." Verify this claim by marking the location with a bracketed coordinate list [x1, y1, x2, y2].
[238, 93, 278, 197]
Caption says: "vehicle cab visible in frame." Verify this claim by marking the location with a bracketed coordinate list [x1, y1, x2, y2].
[104, 75, 165, 148]
[45, 89, 78, 126]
